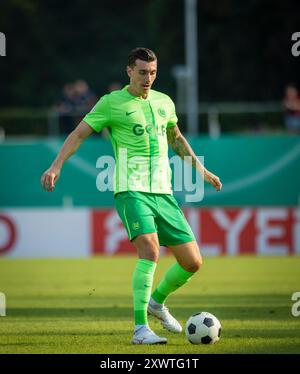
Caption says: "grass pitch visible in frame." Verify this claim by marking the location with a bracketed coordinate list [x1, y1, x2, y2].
[0, 256, 300, 354]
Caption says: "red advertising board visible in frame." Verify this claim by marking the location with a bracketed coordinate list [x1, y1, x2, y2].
[91, 208, 300, 256]
[0, 208, 298, 257]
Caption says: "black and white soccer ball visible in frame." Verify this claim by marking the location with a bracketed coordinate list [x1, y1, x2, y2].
[185, 311, 221, 344]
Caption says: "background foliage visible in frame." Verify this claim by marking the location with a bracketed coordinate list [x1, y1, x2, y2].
[0, 0, 299, 106]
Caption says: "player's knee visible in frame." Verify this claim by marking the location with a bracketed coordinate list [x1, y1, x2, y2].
[137, 236, 159, 262]
[142, 249, 159, 262]
[184, 258, 202, 273]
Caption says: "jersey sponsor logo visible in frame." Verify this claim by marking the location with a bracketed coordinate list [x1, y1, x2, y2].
[158, 108, 167, 117]
[133, 124, 166, 136]
[126, 110, 137, 116]
[132, 124, 144, 136]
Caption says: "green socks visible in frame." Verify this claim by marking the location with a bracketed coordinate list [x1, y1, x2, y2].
[132, 260, 196, 325]
[151, 263, 194, 305]
[132, 259, 156, 325]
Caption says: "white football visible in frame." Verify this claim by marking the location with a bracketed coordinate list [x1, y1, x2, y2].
[185, 311, 221, 344]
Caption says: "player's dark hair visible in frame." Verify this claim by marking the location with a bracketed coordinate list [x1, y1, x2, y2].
[128, 47, 157, 67]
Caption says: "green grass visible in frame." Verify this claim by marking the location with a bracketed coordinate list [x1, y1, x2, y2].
[0, 256, 300, 354]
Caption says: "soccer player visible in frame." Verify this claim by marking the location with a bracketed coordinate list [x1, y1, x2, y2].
[41, 47, 222, 345]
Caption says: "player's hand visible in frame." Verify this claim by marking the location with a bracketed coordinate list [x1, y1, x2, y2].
[204, 170, 222, 192]
[41, 166, 61, 192]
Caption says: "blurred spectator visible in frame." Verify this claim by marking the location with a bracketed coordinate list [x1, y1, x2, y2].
[55, 80, 122, 136]
[283, 84, 300, 134]
[55, 80, 97, 134]
[73, 79, 97, 112]
[55, 83, 77, 134]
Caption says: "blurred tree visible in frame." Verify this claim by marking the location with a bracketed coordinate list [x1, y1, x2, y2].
[0, 0, 299, 106]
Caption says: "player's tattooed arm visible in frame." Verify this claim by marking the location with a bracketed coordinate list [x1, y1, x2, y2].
[167, 125, 222, 191]
[167, 125, 200, 168]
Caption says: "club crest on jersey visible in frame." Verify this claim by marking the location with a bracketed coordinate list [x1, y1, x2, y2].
[132, 222, 140, 230]
[158, 108, 166, 117]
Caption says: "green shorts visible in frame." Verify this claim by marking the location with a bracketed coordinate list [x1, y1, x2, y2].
[114, 191, 195, 246]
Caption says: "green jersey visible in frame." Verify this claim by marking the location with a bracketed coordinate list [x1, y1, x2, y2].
[83, 85, 178, 194]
